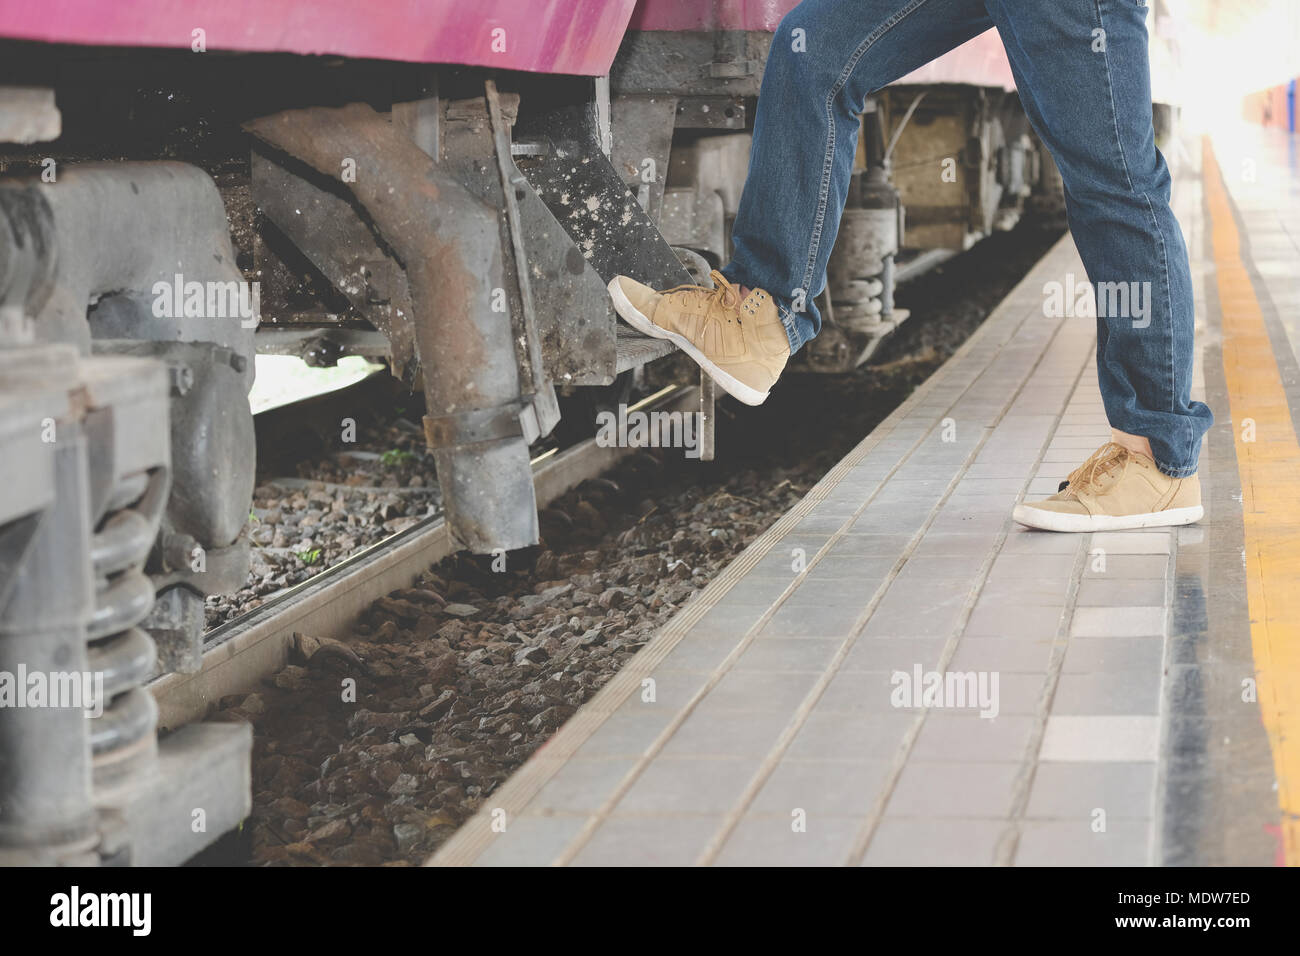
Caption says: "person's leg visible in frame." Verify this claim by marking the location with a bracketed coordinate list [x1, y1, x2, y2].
[985, 0, 1213, 478]
[609, 0, 993, 406]
[723, 0, 995, 353]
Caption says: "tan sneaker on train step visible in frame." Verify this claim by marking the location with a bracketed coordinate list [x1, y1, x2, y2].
[607, 270, 789, 406]
[1012, 442, 1202, 532]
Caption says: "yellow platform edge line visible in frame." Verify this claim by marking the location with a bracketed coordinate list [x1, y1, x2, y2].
[1203, 136, 1299, 866]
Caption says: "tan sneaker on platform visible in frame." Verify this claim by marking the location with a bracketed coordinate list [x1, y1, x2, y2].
[607, 270, 789, 406]
[1013, 442, 1202, 532]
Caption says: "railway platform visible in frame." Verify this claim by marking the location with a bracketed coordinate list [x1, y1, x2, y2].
[430, 126, 1300, 867]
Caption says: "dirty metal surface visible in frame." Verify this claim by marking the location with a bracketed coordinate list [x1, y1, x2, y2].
[609, 94, 679, 223]
[250, 149, 419, 383]
[245, 103, 513, 415]
[513, 99, 692, 293]
[673, 95, 747, 130]
[245, 102, 542, 554]
[516, 193, 620, 386]
[609, 30, 772, 98]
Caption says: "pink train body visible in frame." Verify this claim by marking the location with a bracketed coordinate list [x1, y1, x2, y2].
[0, 0, 1016, 88]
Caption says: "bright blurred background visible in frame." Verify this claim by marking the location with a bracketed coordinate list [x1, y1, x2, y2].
[1155, 0, 1300, 133]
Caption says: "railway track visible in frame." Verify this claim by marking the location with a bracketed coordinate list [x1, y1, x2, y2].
[152, 383, 705, 731]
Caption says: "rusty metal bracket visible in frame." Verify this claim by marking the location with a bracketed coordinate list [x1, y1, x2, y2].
[484, 79, 560, 440]
[245, 102, 541, 552]
[423, 402, 525, 450]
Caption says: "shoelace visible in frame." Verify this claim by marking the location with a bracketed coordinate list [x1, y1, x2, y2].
[662, 269, 741, 311]
[1064, 442, 1129, 494]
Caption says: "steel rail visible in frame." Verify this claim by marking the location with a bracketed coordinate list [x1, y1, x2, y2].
[150, 383, 698, 730]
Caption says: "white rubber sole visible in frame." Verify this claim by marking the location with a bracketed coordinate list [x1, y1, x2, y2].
[607, 277, 770, 407]
[1012, 503, 1204, 533]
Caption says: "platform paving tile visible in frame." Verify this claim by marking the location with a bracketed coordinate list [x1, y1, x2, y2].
[1051, 671, 1162, 716]
[964, 603, 1064, 637]
[948, 637, 1059, 673]
[862, 587, 970, 638]
[734, 637, 843, 672]
[1060, 636, 1165, 675]
[661, 707, 793, 757]
[785, 576, 887, 607]
[475, 815, 589, 867]
[1025, 762, 1157, 819]
[1013, 820, 1151, 866]
[749, 759, 893, 816]
[1076, 577, 1168, 607]
[1039, 716, 1161, 762]
[571, 816, 725, 867]
[713, 814, 867, 866]
[656, 632, 743, 672]
[527, 758, 638, 814]
[1070, 606, 1167, 638]
[569, 709, 677, 760]
[885, 761, 1021, 818]
[817, 670, 923, 714]
[701, 669, 823, 712]
[786, 711, 917, 762]
[617, 756, 762, 814]
[1081, 553, 1170, 579]
[977, 577, 1072, 606]
[758, 601, 865, 638]
[910, 532, 1001, 557]
[1027, 476, 1067, 495]
[892, 554, 986, 585]
[909, 714, 1038, 762]
[1090, 531, 1174, 555]
[863, 819, 1006, 866]
[607, 671, 710, 714]
[842, 636, 948, 672]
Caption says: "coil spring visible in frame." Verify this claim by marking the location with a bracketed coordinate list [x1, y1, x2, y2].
[86, 468, 166, 791]
[830, 276, 886, 331]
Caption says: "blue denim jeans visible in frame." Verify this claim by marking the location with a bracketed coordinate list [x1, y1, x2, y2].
[720, 0, 1213, 476]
